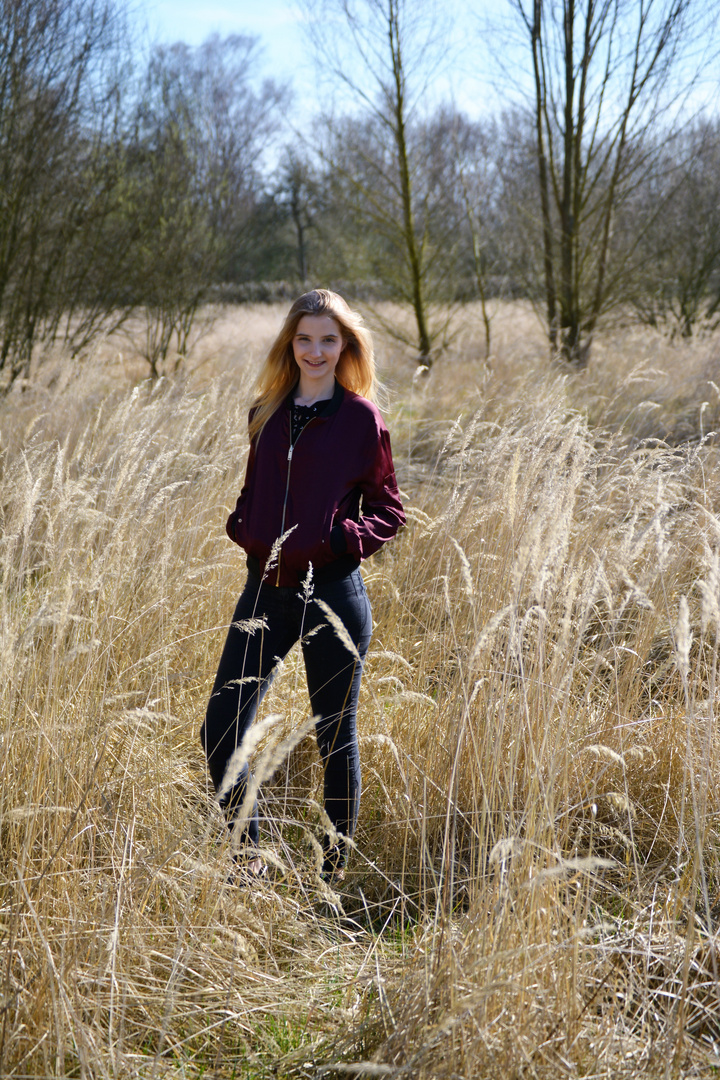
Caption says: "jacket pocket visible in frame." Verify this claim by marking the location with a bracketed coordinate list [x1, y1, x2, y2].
[233, 511, 248, 549]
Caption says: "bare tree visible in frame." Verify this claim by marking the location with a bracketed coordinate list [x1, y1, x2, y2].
[307, 0, 452, 366]
[0, 8, 289, 389]
[629, 120, 720, 336]
[510, 0, 715, 366]
[439, 110, 509, 361]
[276, 150, 319, 286]
[148, 36, 287, 277]
[125, 35, 288, 377]
[0, 0, 129, 388]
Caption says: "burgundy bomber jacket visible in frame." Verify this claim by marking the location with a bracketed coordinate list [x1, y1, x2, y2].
[226, 381, 405, 587]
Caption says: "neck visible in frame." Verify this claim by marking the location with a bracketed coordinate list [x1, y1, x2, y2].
[294, 376, 335, 406]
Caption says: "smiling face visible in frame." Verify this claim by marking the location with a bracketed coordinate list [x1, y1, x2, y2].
[292, 314, 345, 400]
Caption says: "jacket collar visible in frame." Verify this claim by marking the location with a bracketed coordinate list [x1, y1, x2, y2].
[286, 378, 345, 418]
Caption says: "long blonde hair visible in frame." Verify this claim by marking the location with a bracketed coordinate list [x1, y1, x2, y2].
[248, 289, 376, 442]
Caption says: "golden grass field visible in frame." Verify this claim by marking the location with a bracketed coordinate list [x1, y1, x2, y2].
[2, 301, 720, 1078]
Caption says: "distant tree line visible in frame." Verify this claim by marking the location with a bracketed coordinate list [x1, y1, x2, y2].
[0, 0, 718, 388]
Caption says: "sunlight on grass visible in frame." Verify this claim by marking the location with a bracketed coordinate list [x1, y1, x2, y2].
[2, 302, 720, 1077]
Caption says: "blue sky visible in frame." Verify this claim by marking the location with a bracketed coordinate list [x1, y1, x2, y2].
[145, 0, 304, 57]
[140, 0, 719, 129]
[141, 0, 511, 124]
[141, 1, 318, 130]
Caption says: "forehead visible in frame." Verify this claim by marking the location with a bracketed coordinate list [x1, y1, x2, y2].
[295, 314, 342, 337]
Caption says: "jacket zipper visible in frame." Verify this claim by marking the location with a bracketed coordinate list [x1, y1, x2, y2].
[275, 418, 314, 585]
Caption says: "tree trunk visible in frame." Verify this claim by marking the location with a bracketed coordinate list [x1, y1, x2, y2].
[531, 0, 558, 349]
[388, 0, 432, 366]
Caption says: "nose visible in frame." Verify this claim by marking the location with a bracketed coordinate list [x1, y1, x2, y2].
[308, 339, 321, 357]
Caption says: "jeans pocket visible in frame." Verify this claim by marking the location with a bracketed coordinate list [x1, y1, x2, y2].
[348, 568, 366, 599]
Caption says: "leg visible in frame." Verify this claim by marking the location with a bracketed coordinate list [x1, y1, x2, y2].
[301, 570, 373, 871]
[200, 575, 298, 846]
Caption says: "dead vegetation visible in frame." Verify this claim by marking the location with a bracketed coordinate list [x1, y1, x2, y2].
[2, 302, 720, 1077]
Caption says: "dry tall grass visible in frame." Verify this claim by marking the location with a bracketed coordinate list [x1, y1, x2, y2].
[2, 302, 720, 1078]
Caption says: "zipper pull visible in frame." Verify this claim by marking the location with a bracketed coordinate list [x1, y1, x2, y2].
[288, 444, 294, 462]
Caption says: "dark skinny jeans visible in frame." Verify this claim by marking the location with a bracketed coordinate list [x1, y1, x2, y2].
[200, 568, 372, 865]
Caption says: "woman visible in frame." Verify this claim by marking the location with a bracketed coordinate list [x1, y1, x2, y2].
[201, 289, 405, 882]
